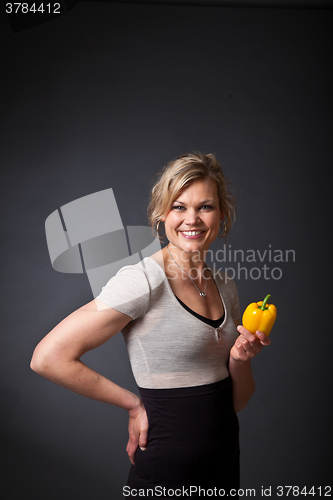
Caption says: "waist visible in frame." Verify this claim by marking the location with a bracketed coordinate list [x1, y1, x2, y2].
[138, 376, 232, 399]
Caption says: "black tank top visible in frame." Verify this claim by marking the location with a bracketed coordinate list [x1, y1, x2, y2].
[175, 295, 225, 329]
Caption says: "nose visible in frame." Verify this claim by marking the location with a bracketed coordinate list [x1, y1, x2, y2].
[184, 208, 200, 225]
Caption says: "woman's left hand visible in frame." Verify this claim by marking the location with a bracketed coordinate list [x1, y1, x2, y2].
[230, 325, 271, 362]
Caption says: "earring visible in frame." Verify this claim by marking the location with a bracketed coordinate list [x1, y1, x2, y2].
[156, 220, 166, 239]
[218, 219, 227, 238]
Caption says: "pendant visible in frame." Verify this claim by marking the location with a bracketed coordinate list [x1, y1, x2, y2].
[200, 292, 206, 298]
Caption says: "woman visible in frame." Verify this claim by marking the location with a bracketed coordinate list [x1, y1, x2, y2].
[31, 153, 270, 499]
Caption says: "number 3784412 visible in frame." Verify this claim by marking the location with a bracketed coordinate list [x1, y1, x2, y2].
[276, 486, 331, 497]
[5, 3, 62, 14]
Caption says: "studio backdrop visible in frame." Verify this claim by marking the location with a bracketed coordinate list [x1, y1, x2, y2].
[1, 1, 332, 499]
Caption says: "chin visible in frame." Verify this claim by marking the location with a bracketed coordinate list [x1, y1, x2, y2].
[173, 240, 208, 253]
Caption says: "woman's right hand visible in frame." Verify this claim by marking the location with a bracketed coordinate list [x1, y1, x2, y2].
[126, 399, 148, 466]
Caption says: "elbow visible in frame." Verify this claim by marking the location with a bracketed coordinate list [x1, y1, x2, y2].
[30, 347, 44, 374]
[234, 400, 249, 413]
[30, 341, 74, 382]
[233, 383, 255, 414]
[30, 344, 52, 376]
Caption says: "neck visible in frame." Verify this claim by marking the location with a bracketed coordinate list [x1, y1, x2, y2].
[165, 243, 209, 280]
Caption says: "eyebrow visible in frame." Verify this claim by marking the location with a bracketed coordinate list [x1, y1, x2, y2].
[172, 199, 216, 205]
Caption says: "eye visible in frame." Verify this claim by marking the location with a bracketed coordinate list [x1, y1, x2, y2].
[171, 205, 185, 210]
[200, 205, 213, 210]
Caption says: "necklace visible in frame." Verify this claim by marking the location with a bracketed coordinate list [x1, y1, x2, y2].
[167, 244, 210, 298]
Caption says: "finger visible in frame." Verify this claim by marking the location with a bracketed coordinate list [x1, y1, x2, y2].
[238, 335, 261, 357]
[237, 325, 257, 343]
[236, 326, 261, 354]
[139, 428, 148, 450]
[126, 438, 138, 465]
[233, 339, 251, 361]
[127, 450, 135, 465]
[255, 330, 271, 346]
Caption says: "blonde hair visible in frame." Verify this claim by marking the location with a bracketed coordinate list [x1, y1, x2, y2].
[147, 152, 236, 239]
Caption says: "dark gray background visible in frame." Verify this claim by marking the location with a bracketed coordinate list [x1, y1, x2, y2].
[1, 1, 332, 499]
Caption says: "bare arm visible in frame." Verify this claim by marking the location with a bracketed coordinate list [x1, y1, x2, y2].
[229, 320, 271, 413]
[30, 299, 148, 464]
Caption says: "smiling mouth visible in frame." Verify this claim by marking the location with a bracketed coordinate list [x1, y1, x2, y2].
[180, 230, 204, 236]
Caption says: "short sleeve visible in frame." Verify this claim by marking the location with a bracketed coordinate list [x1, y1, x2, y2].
[95, 265, 150, 320]
[230, 278, 241, 321]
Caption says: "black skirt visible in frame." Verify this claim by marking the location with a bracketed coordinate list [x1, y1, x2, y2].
[126, 377, 240, 499]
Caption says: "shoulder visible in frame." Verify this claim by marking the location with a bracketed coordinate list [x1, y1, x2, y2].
[106, 259, 154, 292]
[98, 257, 165, 302]
[95, 258, 156, 320]
[115, 259, 150, 279]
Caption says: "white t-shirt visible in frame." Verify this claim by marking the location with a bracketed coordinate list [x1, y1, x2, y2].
[96, 257, 240, 389]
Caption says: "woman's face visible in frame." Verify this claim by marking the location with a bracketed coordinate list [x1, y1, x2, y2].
[164, 178, 223, 255]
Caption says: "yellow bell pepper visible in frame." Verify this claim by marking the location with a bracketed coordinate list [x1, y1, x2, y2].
[242, 294, 277, 336]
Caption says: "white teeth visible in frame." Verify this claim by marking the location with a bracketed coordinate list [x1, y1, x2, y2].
[182, 231, 203, 236]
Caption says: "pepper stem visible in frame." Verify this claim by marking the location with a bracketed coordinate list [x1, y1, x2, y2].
[261, 294, 271, 310]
